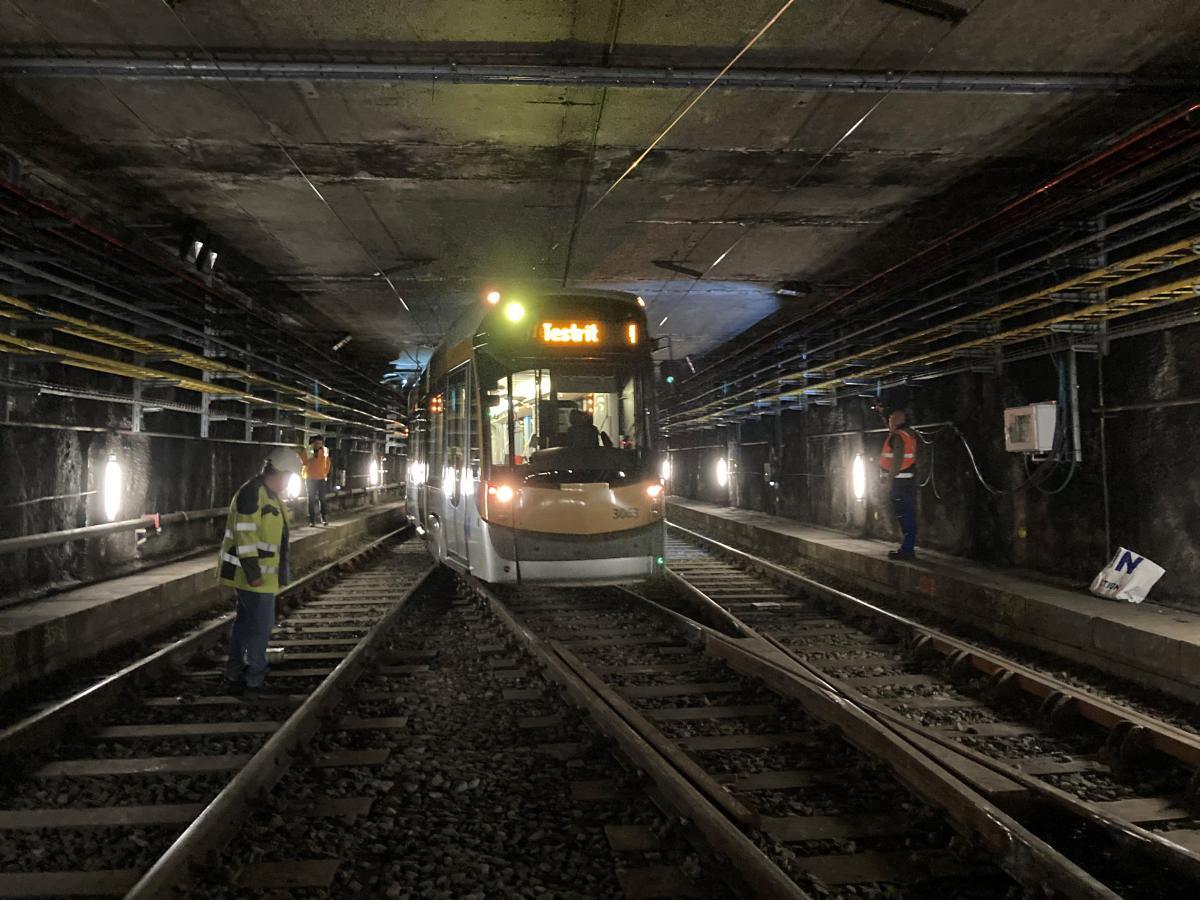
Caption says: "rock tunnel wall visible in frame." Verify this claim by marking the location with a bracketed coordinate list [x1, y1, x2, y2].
[667, 324, 1200, 610]
[0, 423, 403, 602]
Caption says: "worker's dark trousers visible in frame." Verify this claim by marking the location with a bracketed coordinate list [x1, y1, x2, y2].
[306, 478, 329, 525]
[890, 478, 918, 555]
[224, 589, 275, 687]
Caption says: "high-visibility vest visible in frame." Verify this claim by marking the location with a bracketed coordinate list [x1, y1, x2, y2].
[301, 447, 331, 481]
[218, 476, 291, 594]
[880, 427, 917, 478]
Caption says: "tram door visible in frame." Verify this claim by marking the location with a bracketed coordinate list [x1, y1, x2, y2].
[444, 366, 470, 564]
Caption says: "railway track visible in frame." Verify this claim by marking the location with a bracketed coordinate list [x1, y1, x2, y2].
[0, 529, 434, 899]
[634, 523, 1200, 897]
[444, 532, 1200, 898]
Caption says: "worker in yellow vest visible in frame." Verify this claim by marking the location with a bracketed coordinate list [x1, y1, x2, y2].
[218, 447, 301, 698]
[299, 434, 332, 527]
[880, 409, 918, 560]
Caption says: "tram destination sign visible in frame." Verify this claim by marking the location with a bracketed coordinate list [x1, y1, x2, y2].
[540, 321, 602, 344]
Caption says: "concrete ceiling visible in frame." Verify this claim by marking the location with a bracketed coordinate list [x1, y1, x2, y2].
[1, 0, 1198, 377]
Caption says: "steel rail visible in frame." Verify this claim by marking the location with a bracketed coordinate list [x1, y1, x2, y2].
[467, 577, 810, 900]
[614, 583, 1123, 900]
[660, 525, 1200, 886]
[125, 546, 434, 898]
[475, 575, 1118, 899]
[667, 521, 1200, 781]
[0, 524, 411, 759]
[0, 56, 1193, 94]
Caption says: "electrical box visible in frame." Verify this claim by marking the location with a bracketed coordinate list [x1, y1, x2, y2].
[1004, 403, 1058, 453]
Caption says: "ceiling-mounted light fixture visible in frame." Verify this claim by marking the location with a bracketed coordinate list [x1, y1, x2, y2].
[775, 280, 812, 298]
[332, 334, 353, 352]
[199, 244, 219, 275]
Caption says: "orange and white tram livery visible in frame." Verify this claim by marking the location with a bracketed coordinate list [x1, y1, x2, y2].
[406, 289, 665, 584]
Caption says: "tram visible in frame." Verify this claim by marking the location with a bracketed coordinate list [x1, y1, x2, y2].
[406, 288, 665, 584]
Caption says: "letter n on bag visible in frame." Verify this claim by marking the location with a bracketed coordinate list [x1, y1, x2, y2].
[1090, 546, 1165, 604]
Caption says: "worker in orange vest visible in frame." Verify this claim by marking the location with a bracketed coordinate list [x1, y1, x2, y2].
[299, 435, 332, 527]
[880, 409, 918, 560]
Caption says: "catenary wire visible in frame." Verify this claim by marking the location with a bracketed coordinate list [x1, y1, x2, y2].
[648, 8, 973, 331]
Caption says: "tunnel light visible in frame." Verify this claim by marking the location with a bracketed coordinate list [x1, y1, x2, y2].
[504, 301, 526, 323]
[852, 453, 867, 502]
[486, 290, 501, 305]
[661, 457, 672, 481]
[102, 455, 123, 522]
[369, 458, 381, 487]
[287, 473, 302, 499]
[636, 296, 646, 307]
[716, 457, 728, 488]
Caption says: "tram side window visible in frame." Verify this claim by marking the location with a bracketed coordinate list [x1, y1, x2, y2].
[469, 367, 481, 477]
[428, 392, 444, 486]
[488, 376, 510, 466]
[619, 374, 637, 447]
[446, 368, 467, 482]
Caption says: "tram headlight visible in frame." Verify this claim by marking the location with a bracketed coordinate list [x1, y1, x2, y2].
[486, 290, 501, 305]
[646, 482, 663, 499]
[487, 483, 514, 503]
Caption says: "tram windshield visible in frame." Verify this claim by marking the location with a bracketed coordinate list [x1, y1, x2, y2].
[484, 361, 651, 484]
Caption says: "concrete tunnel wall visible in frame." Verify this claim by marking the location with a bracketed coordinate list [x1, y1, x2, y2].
[0, 423, 404, 601]
[667, 324, 1200, 610]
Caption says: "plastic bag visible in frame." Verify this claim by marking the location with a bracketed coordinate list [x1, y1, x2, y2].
[1089, 547, 1165, 604]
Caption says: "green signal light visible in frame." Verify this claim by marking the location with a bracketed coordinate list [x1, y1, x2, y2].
[656, 556, 665, 566]
[665, 375, 675, 385]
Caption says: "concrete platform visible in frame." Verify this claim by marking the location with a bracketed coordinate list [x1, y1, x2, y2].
[0, 501, 406, 693]
[668, 498, 1200, 703]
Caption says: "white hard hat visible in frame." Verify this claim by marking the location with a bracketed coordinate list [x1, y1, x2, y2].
[263, 447, 303, 476]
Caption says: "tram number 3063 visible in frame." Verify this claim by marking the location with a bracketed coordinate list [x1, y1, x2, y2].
[612, 507, 640, 520]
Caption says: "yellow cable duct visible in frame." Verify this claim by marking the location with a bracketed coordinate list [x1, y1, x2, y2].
[0, 329, 342, 422]
[690, 270, 1200, 424]
[0, 292, 393, 426]
[672, 236, 1200, 424]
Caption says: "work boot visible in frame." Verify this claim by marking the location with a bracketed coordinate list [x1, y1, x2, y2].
[888, 550, 917, 561]
[218, 678, 245, 697]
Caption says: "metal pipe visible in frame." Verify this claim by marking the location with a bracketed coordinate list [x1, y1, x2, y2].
[0, 485, 401, 555]
[1068, 349, 1083, 462]
[1092, 396, 1200, 413]
[0, 57, 1191, 94]
[805, 420, 954, 440]
[1097, 356, 1112, 560]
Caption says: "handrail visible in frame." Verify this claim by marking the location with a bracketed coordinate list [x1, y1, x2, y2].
[0, 484, 402, 555]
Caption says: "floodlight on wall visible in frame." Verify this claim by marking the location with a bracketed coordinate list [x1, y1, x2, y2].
[369, 458, 381, 487]
[852, 453, 867, 502]
[287, 473, 302, 499]
[103, 455, 123, 522]
[716, 457, 729, 488]
[661, 457, 672, 481]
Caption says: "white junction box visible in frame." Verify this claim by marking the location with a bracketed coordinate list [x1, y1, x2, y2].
[1004, 402, 1058, 453]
